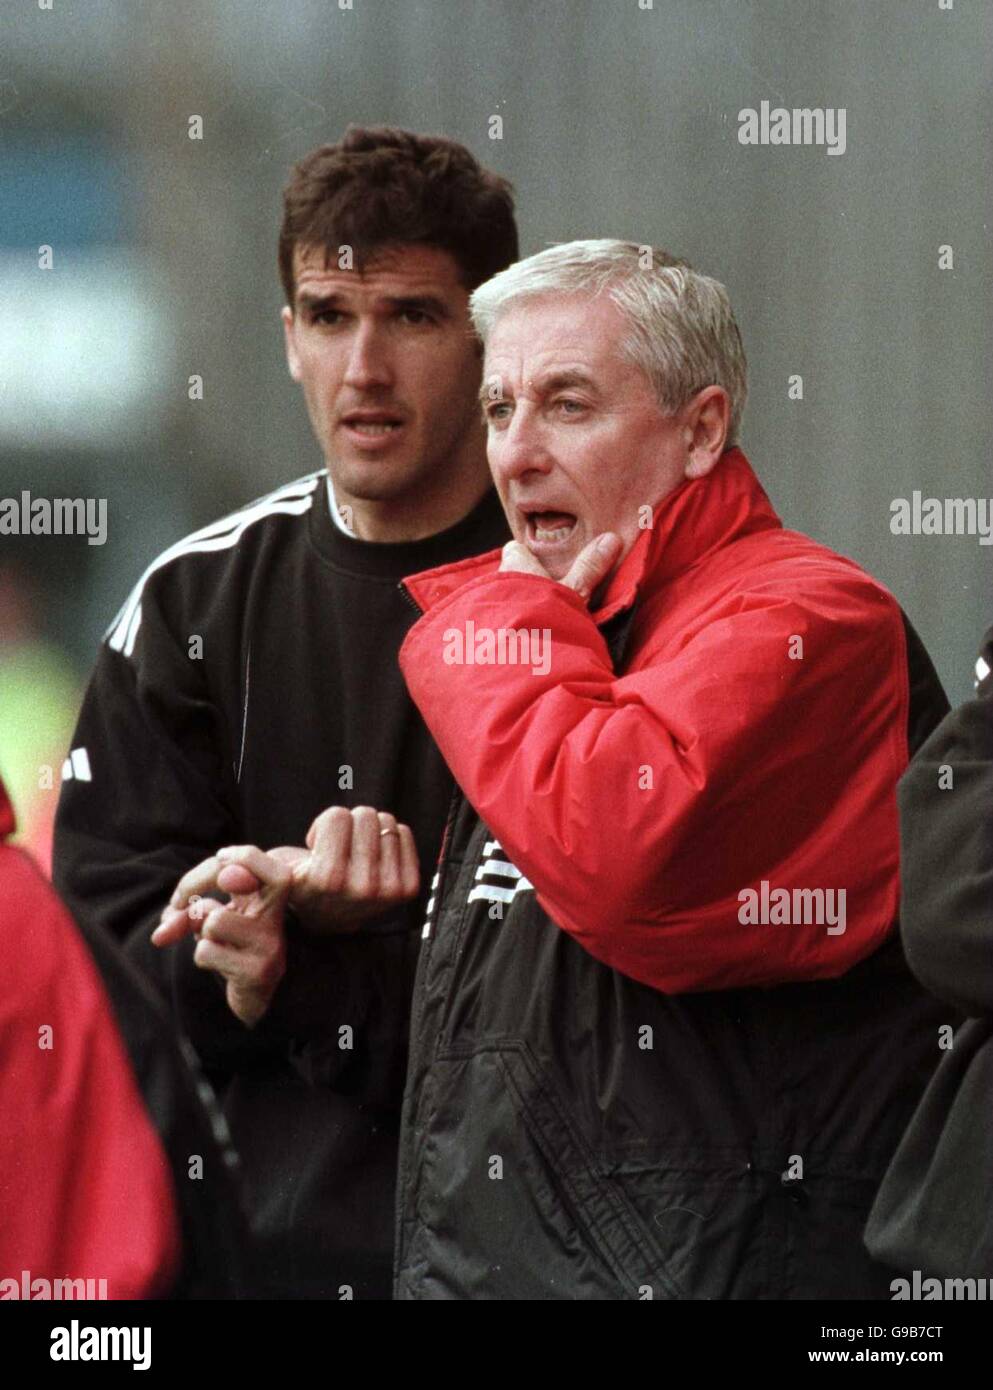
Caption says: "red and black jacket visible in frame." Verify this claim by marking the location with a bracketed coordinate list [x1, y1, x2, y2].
[393, 448, 953, 1299]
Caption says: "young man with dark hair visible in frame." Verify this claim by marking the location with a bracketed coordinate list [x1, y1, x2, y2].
[53, 126, 516, 1298]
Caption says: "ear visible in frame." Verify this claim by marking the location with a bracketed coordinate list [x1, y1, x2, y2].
[281, 305, 302, 382]
[682, 386, 731, 479]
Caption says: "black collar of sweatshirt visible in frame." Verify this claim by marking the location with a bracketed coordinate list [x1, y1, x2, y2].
[308, 477, 508, 582]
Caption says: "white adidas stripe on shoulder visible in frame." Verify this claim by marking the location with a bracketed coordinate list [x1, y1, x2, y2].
[107, 473, 322, 658]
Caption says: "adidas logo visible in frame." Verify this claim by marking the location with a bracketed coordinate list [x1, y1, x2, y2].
[468, 840, 533, 907]
[61, 748, 92, 782]
[420, 842, 535, 941]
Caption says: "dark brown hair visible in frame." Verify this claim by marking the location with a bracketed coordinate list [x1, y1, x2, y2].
[278, 125, 519, 306]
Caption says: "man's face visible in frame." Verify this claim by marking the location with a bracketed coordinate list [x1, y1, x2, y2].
[282, 243, 484, 504]
[483, 293, 691, 580]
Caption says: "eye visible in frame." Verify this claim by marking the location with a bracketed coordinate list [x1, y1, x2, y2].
[485, 401, 512, 422]
[399, 308, 433, 326]
[311, 309, 344, 326]
[555, 397, 586, 415]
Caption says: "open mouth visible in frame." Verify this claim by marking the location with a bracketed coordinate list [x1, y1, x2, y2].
[522, 508, 579, 548]
[340, 413, 407, 441]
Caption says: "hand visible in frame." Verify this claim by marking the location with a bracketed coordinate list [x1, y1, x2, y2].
[151, 846, 297, 1027]
[287, 805, 420, 935]
[498, 532, 622, 604]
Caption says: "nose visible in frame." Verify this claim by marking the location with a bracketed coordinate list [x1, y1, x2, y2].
[342, 320, 393, 392]
[490, 403, 554, 488]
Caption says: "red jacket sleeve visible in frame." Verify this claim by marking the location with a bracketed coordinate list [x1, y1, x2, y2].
[0, 844, 181, 1297]
[399, 565, 909, 993]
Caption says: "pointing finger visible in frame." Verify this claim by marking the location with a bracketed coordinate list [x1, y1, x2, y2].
[151, 903, 196, 947]
[561, 532, 622, 602]
[169, 855, 224, 910]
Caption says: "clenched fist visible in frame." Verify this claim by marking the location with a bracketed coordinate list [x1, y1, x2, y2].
[289, 805, 420, 934]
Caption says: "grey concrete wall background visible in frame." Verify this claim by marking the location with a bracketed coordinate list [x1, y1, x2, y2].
[1, 0, 990, 702]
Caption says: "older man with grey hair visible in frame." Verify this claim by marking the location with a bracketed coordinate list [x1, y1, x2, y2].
[394, 238, 950, 1299]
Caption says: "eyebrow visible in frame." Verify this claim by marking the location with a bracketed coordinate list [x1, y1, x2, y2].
[478, 369, 599, 409]
[296, 291, 451, 318]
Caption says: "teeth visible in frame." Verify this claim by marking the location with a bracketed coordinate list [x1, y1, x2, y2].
[534, 525, 573, 542]
[350, 421, 399, 434]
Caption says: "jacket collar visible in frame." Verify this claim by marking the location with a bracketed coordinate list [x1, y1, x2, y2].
[403, 447, 782, 625]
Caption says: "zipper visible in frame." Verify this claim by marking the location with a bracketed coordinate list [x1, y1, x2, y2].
[392, 776, 462, 1287]
[393, 570, 460, 1284]
[399, 576, 423, 618]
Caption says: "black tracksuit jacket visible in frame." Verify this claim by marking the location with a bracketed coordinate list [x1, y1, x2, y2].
[53, 471, 508, 1298]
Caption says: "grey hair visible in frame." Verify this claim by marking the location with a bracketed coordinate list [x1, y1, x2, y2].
[469, 238, 748, 445]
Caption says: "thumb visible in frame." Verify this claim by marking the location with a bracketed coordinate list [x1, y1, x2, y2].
[269, 845, 310, 871]
[561, 532, 622, 602]
[499, 539, 548, 577]
[217, 863, 262, 895]
[226, 980, 267, 1029]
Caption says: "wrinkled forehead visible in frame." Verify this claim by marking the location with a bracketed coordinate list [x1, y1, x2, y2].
[483, 292, 633, 391]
